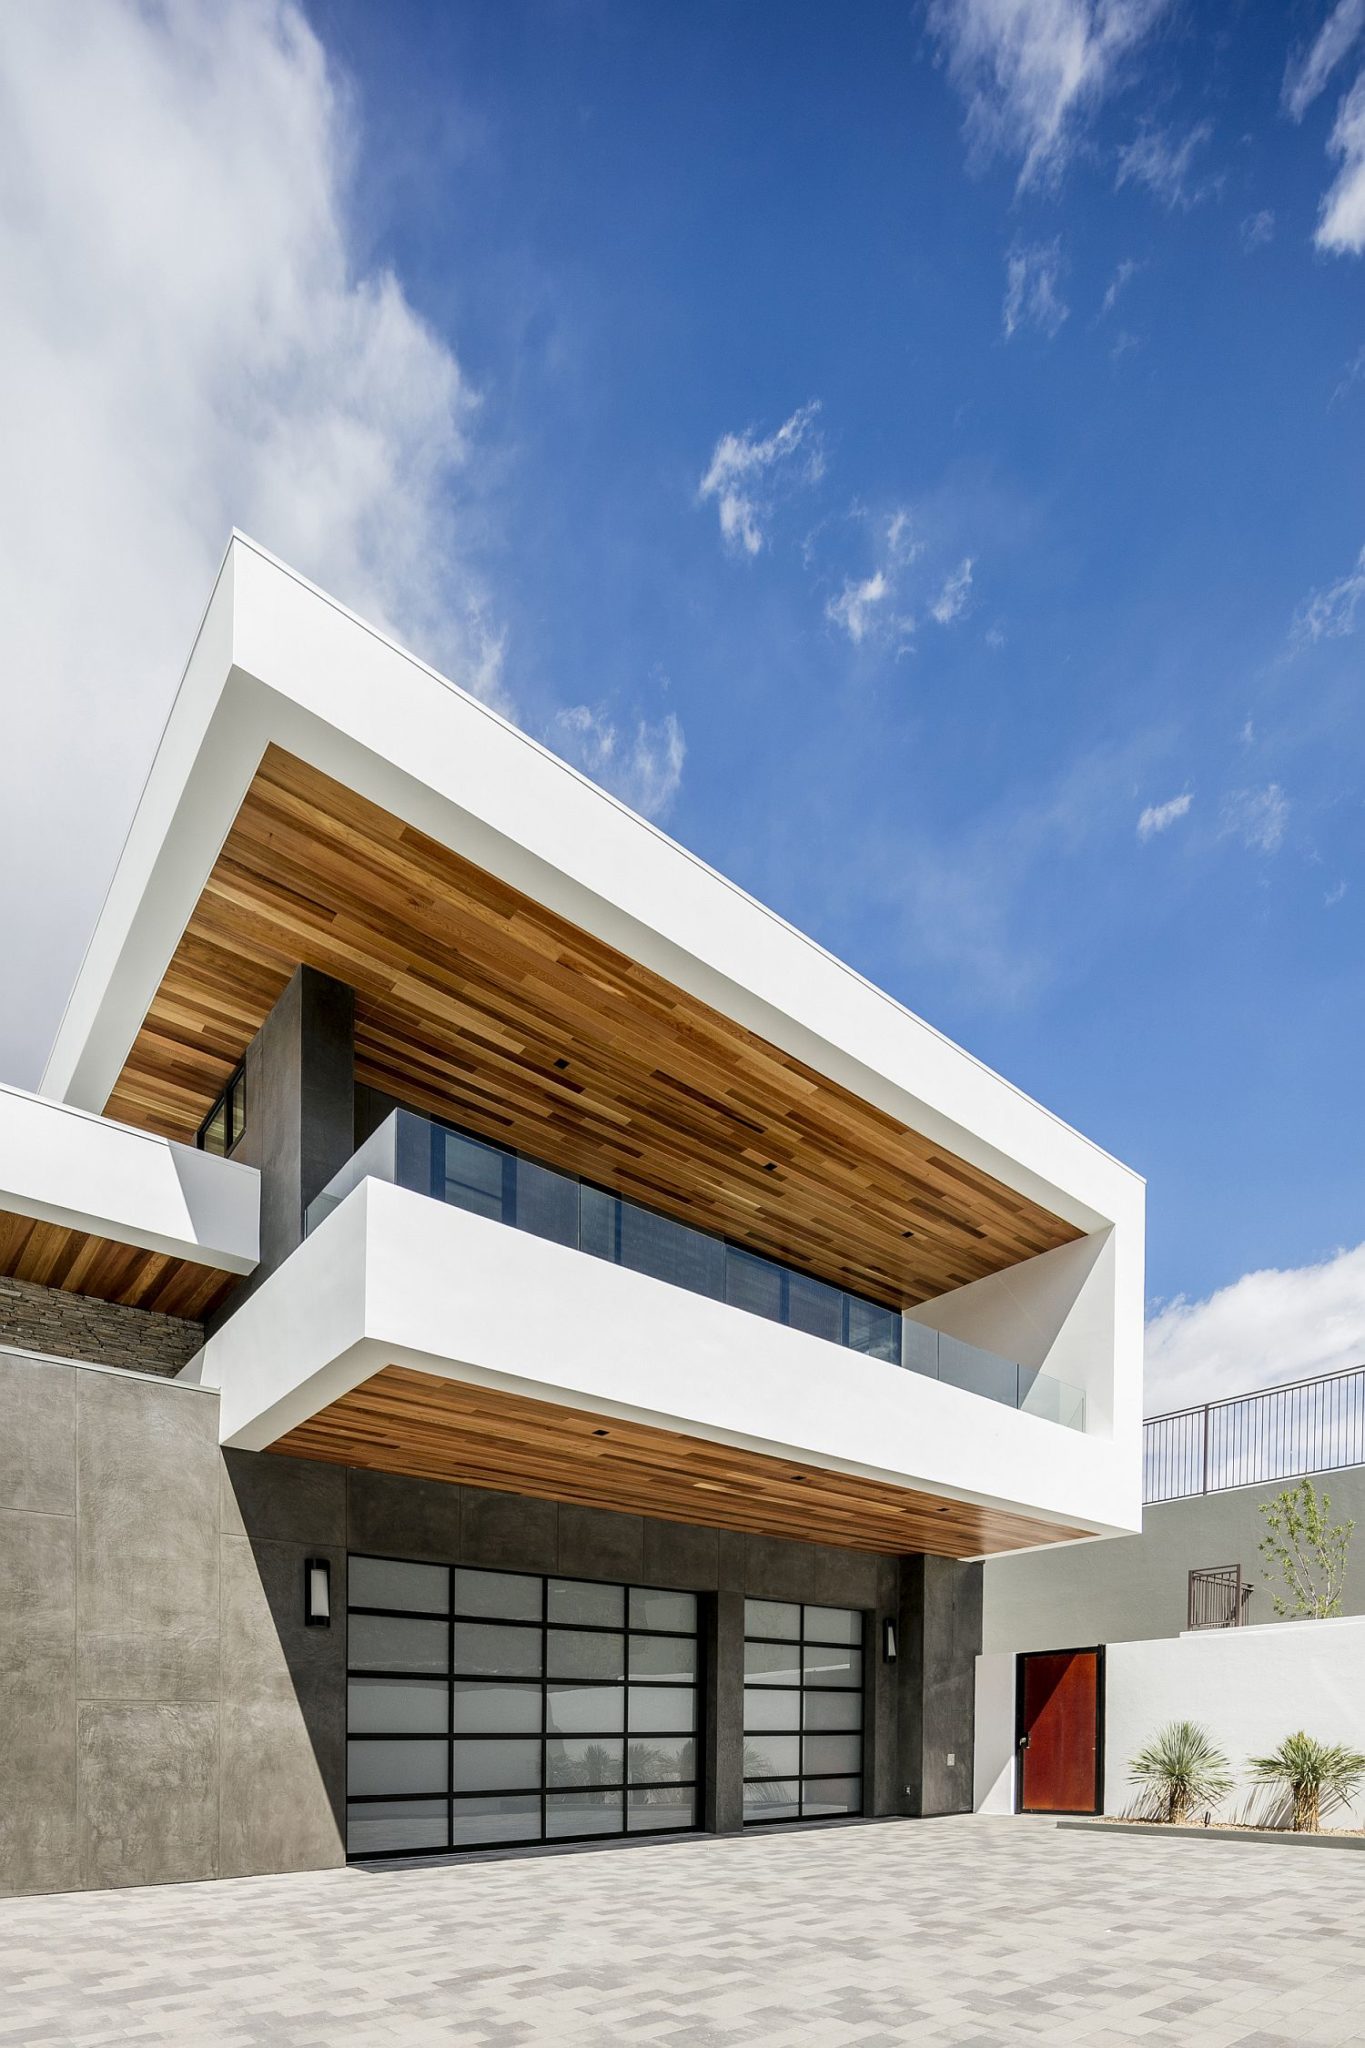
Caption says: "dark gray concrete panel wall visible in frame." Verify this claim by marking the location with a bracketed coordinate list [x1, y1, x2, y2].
[982, 1463, 1365, 1656]
[0, 1353, 345, 1900]
[898, 1555, 983, 1816]
[0, 1277, 202, 1376]
[220, 966, 355, 1317]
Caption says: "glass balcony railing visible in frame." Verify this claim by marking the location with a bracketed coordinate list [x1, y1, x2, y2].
[306, 1108, 1085, 1430]
[899, 1321, 1086, 1430]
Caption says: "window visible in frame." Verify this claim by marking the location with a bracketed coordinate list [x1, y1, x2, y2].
[346, 1558, 702, 1857]
[197, 1061, 247, 1156]
[742, 1601, 864, 1824]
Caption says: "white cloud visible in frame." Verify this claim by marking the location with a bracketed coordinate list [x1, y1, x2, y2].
[1115, 119, 1218, 208]
[1099, 257, 1137, 316]
[827, 570, 893, 646]
[1331, 343, 1365, 404]
[926, 0, 1169, 191]
[824, 507, 921, 648]
[1240, 208, 1277, 250]
[1294, 542, 1365, 640]
[1002, 239, 1069, 339]
[1283, 0, 1365, 121]
[0, 0, 503, 1089]
[1136, 791, 1192, 840]
[697, 402, 823, 556]
[1326, 879, 1349, 907]
[1145, 1242, 1365, 1414]
[1220, 784, 1289, 854]
[930, 557, 975, 624]
[1317, 70, 1365, 253]
[547, 703, 686, 820]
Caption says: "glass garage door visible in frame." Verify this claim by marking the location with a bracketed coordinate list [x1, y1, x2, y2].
[742, 1600, 863, 1824]
[346, 1557, 701, 1857]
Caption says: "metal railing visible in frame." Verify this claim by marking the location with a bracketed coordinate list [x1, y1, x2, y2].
[1145, 1364, 1365, 1504]
[1187, 1564, 1253, 1630]
[306, 1108, 1086, 1429]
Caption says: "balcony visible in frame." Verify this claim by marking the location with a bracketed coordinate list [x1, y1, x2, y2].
[307, 1111, 1084, 1431]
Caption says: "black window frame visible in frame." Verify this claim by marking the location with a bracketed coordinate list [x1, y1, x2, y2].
[196, 1059, 247, 1157]
[345, 1555, 705, 1858]
[741, 1601, 865, 1826]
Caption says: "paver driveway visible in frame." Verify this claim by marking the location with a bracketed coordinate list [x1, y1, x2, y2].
[4, 1814, 1365, 2047]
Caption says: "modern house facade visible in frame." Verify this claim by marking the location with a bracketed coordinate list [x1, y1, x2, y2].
[0, 536, 1144, 1895]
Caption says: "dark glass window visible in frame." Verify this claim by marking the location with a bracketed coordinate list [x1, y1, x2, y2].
[196, 1060, 247, 1156]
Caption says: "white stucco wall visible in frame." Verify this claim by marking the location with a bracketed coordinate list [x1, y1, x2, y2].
[1104, 1616, 1365, 1824]
[0, 1082, 258, 1272]
[974, 1652, 1017, 1814]
[975, 1615, 1365, 1823]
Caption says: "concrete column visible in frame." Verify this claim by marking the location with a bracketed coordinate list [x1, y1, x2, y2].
[897, 1554, 983, 1816]
[706, 1589, 745, 1833]
[220, 967, 355, 1315]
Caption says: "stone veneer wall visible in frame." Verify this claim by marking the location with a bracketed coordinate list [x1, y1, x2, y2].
[0, 1348, 982, 1898]
[0, 1275, 204, 1376]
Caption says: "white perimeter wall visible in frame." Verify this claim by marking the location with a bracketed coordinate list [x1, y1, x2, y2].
[974, 1652, 1018, 1814]
[974, 1615, 1365, 1822]
[1105, 1617, 1365, 1824]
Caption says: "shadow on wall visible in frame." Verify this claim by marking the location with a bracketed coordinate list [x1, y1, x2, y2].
[220, 1449, 348, 1877]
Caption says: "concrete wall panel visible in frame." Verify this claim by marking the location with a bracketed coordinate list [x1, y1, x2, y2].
[0, 1504, 78, 1896]
[460, 1486, 557, 1569]
[558, 1503, 645, 1584]
[642, 1516, 720, 1590]
[345, 1467, 461, 1561]
[78, 1702, 219, 1890]
[221, 1448, 345, 1550]
[0, 1349, 75, 1513]
[76, 1371, 220, 1703]
[982, 1461, 1365, 1656]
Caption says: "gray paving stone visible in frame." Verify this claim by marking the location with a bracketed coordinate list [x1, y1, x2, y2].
[3, 1815, 1365, 2045]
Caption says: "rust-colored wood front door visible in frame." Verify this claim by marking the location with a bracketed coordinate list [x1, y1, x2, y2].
[1016, 1648, 1103, 1814]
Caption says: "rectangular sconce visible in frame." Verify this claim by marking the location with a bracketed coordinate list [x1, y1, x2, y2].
[882, 1618, 897, 1665]
[304, 1556, 331, 1628]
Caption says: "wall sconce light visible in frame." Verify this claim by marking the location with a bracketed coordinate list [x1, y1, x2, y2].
[304, 1556, 331, 1628]
[882, 1619, 897, 1665]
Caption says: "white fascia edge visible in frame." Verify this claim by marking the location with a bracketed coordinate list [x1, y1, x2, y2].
[0, 1083, 259, 1273]
[42, 534, 1143, 1241]
[201, 1181, 1143, 1541]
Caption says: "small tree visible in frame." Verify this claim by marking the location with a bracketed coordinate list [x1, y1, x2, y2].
[1257, 1477, 1353, 1619]
[1128, 1720, 1233, 1824]
[1248, 1731, 1365, 1832]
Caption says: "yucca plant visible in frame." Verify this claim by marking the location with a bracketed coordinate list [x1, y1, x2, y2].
[1128, 1720, 1233, 1824]
[1248, 1731, 1365, 1832]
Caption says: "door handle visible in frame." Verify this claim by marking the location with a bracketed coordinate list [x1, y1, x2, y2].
[1017, 1734, 1030, 1750]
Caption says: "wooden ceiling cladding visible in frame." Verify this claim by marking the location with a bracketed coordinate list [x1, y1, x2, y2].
[269, 1365, 1089, 1559]
[104, 745, 1080, 1308]
[0, 1212, 235, 1319]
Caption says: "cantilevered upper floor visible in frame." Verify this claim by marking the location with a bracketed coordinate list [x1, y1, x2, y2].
[29, 534, 1146, 1555]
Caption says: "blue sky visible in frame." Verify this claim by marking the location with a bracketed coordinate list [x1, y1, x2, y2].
[2, 1, 1363, 1406]
[317, 0, 1365, 1320]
